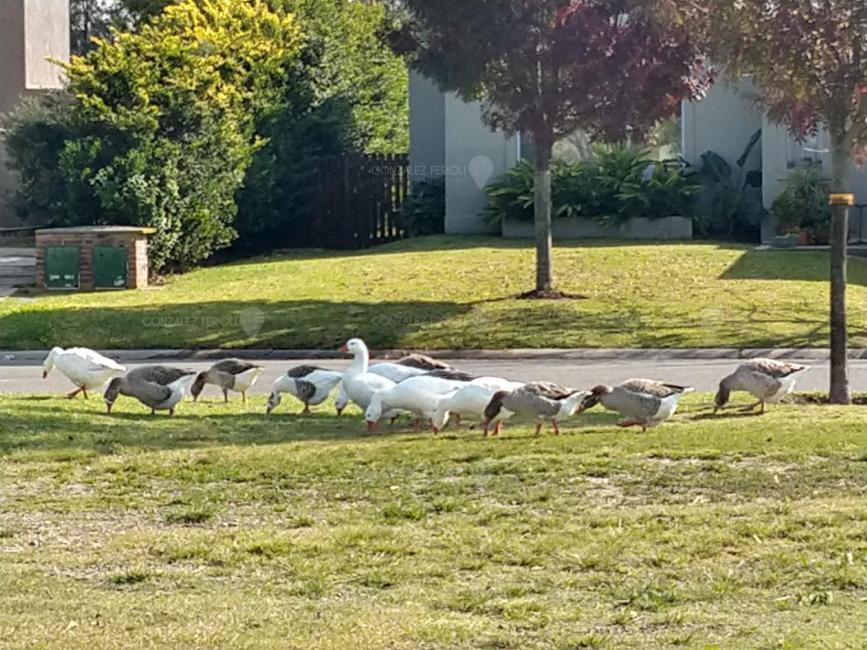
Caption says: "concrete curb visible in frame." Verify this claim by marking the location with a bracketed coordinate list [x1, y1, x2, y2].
[2, 347, 866, 364]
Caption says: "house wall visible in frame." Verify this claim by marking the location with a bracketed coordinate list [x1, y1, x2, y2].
[444, 93, 518, 234]
[0, 0, 69, 228]
[682, 78, 763, 184]
[685, 76, 867, 242]
[408, 71, 445, 180]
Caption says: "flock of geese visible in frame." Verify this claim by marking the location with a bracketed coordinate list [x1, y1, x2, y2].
[41, 339, 812, 435]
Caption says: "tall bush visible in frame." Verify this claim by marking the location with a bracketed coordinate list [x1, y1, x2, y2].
[234, 0, 409, 251]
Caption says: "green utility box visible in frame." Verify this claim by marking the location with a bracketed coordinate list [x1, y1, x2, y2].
[93, 245, 128, 290]
[44, 246, 80, 290]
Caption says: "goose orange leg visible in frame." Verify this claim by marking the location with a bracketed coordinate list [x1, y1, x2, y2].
[66, 388, 83, 399]
[534, 422, 543, 436]
[551, 419, 561, 436]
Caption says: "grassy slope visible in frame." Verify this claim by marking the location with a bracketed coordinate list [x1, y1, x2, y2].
[1, 393, 866, 648]
[2, 237, 867, 350]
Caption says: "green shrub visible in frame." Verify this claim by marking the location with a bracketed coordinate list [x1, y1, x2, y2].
[403, 177, 445, 236]
[483, 146, 700, 227]
[688, 131, 765, 241]
[234, 0, 409, 252]
[772, 166, 831, 242]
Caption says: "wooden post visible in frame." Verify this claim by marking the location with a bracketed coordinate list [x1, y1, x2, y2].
[828, 192, 853, 404]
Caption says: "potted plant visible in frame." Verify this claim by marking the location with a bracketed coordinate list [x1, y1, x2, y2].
[771, 165, 831, 247]
[771, 228, 799, 248]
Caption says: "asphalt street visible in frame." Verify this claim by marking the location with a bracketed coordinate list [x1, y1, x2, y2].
[1, 356, 858, 397]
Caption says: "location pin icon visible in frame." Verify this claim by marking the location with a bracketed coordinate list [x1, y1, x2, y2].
[469, 155, 494, 189]
[239, 306, 265, 339]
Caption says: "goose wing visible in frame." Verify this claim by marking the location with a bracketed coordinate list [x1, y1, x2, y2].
[212, 359, 260, 375]
[130, 366, 194, 386]
[426, 369, 476, 382]
[505, 383, 568, 417]
[743, 358, 808, 378]
[620, 378, 691, 397]
[526, 381, 575, 401]
[133, 379, 173, 405]
[287, 365, 326, 379]
[396, 354, 451, 371]
[609, 387, 664, 420]
[67, 348, 126, 373]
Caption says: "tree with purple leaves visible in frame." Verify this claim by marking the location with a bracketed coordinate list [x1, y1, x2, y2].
[671, 0, 867, 403]
[391, 0, 711, 296]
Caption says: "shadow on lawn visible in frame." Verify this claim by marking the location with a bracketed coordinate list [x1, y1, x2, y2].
[0, 299, 475, 350]
[211, 236, 755, 268]
[0, 400, 617, 457]
[721, 248, 867, 285]
[0, 294, 840, 350]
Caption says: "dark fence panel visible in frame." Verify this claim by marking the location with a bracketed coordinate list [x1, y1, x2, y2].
[312, 153, 409, 249]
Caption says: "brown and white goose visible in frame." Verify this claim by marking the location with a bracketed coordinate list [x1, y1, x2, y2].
[577, 379, 694, 432]
[394, 354, 452, 371]
[483, 382, 589, 437]
[190, 359, 263, 404]
[267, 365, 343, 414]
[104, 366, 195, 415]
[714, 359, 810, 414]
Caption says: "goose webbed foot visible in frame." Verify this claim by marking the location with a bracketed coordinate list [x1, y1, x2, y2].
[66, 388, 82, 399]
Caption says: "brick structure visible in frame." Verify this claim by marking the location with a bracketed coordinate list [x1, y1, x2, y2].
[35, 226, 155, 290]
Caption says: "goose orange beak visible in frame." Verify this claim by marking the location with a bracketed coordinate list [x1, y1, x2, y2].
[339, 344, 348, 353]
[367, 420, 378, 433]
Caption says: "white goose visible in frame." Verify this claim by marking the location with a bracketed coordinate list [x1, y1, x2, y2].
[267, 365, 343, 414]
[42, 347, 126, 399]
[335, 361, 470, 416]
[365, 374, 470, 432]
[431, 379, 524, 433]
[338, 338, 400, 415]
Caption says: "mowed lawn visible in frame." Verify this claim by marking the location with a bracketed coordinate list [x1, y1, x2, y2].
[2, 236, 867, 350]
[1, 393, 866, 648]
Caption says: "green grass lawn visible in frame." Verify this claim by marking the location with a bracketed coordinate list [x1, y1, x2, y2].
[2, 236, 867, 350]
[2, 392, 866, 648]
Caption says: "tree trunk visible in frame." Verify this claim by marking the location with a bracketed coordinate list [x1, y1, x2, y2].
[828, 135, 851, 404]
[533, 134, 554, 294]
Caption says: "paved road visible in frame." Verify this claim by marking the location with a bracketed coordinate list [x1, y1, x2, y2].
[1, 356, 861, 396]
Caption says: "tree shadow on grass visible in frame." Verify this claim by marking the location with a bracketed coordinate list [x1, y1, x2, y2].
[0, 299, 474, 350]
[720, 248, 867, 286]
[0, 398, 620, 458]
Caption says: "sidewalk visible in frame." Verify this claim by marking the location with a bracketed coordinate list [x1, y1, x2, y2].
[3, 347, 866, 364]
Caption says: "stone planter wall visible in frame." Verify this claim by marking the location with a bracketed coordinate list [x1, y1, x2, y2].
[502, 216, 693, 240]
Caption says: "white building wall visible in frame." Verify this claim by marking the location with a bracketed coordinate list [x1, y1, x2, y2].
[408, 71, 445, 180]
[444, 93, 517, 234]
[682, 78, 763, 182]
